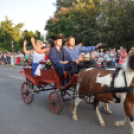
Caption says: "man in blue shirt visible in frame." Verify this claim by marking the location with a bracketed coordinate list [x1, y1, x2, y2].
[64, 36, 101, 72]
[65, 36, 101, 63]
[50, 35, 77, 86]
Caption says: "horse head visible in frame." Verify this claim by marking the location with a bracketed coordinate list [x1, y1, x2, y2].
[128, 53, 134, 71]
[122, 53, 134, 72]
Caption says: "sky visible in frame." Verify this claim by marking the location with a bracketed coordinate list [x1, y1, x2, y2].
[0, 0, 56, 37]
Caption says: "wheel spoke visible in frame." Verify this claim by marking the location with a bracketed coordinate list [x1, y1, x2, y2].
[56, 104, 61, 110]
[51, 105, 55, 110]
[29, 95, 32, 102]
[27, 96, 30, 102]
[24, 96, 26, 101]
[25, 84, 28, 90]
[57, 101, 61, 104]
[54, 92, 56, 100]
[56, 94, 59, 100]
[25, 96, 27, 102]
[50, 94, 54, 100]
[23, 84, 27, 90]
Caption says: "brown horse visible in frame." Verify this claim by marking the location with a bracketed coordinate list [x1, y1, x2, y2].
[72, 53, 134, 134]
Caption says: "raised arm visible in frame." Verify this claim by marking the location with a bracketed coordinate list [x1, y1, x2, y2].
[31, 37, 49, 54]
[80, 43, 100, 52]
[23, 40, 33, 54]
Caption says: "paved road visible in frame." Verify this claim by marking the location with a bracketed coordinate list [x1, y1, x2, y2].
[0, 65, 133, 134]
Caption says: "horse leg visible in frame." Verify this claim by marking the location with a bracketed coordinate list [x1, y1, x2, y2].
[114, 117, 128, 127]
[129, 115, 134, 134]
[72, 97, 82, 121]
[94, 99, 105, 127]
[124, 96, 134, 134]
[102, 103, 112, 115]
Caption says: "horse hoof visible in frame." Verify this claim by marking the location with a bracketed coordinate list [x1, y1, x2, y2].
[107, 110, 112, 115]
[100, 123, 105, 127]
[114, 122, 119, 127]
[102, 106, 106, 110]
[73, 116, 78, 121]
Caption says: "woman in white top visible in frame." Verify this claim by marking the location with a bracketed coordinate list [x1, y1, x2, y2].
[3, 53, 7, 64]
[23, 38, 49, 76]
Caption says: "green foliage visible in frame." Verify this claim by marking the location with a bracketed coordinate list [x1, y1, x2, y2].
[2, 50, 8, 52]
[45, 11, 76, 40]
[21, 29, 41, 46]
[19, 46, 33, 53]
[0, 16, 24, 51]
[55, 0, 77, 12]
[45, 0, 134, 49]
[0, 16, 41, 52]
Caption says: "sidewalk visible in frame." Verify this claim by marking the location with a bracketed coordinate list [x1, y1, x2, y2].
[0, 64, 23, 69]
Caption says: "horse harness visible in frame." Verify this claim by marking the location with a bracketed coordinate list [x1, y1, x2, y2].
[110, 69, 127, 103]
[74, 69, 134, 100]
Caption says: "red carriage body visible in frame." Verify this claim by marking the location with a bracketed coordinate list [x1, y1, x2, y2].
[19, 61, 81, 114]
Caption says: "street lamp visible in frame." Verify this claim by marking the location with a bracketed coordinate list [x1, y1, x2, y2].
[11, 41, 14, 53]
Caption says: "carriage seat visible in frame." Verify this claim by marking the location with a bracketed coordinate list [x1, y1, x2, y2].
[39, 61, 47, 65]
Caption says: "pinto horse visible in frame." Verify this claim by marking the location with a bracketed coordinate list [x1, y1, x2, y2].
[72, 53, 134, 134]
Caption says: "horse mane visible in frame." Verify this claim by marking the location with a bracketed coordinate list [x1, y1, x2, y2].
[122, 53, 134, 72]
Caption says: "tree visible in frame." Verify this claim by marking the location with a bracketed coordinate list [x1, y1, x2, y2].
[54, 0, 77, 12]
[45, 10, 76, 40]
[45, 0, 134, 48]
[0, 16, 24, 51]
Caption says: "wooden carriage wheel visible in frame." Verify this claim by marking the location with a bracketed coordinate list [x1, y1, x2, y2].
[84, 96, 94, 104]
[48, 91, 63, 114]
[21, 82, 34, 104]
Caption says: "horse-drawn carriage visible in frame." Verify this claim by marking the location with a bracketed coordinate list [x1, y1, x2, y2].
[19, 60, 102, 114]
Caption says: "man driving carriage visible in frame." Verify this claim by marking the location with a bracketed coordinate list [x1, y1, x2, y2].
[49, 35, 77, 86]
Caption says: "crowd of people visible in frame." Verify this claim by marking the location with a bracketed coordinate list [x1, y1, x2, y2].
[90, 46, 128, 68]
[0, 45, 129, 68]
[0, 51, 25, 65]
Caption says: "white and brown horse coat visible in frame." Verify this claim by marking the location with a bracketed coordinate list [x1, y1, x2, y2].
[72, 54, 134, 134]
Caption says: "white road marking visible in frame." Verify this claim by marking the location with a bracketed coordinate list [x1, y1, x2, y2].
[8, 76, 25, 80]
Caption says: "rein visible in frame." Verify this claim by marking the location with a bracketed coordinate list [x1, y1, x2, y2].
[73, 87, 134, 98]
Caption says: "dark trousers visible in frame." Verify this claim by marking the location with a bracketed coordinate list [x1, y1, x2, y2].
[55, 63, 77, 76]
[77, 61, 96, 73]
